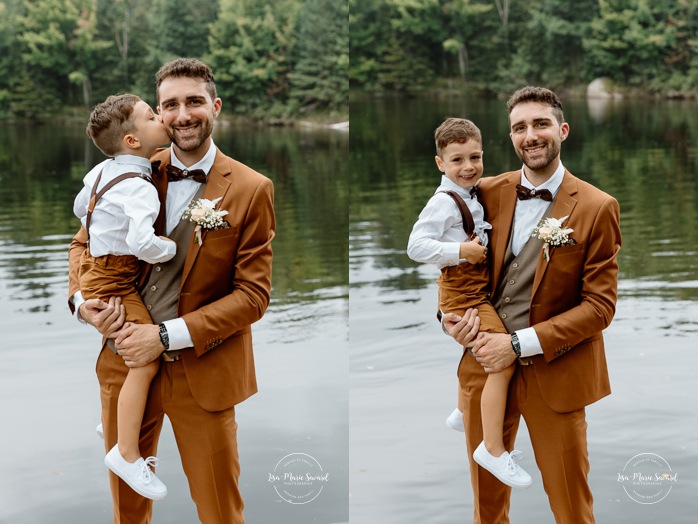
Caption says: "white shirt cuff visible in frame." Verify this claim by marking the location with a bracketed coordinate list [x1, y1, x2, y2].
[71, 291, 88, 324]
[516, 327, 543, 357]
[442, 242, 462, 265]
[163, 318, 194, 351]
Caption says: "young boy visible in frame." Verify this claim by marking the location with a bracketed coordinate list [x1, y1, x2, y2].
[73, 94, 174, 500]
[407, 117, 531, 489]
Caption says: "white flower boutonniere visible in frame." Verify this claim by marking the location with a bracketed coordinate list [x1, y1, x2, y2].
[532, 215, 576, 261]
[181, 196, 230, 246]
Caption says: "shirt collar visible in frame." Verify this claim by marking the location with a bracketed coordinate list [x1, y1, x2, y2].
[113, 154, 153, 171]
[437, 175, 478, 198]
[519, 161, 565, 196]
[170, 140, 217, 175]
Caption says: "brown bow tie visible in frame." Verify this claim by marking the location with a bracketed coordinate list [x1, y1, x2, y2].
[516, 183, 553, 202]
[469, 184, 479, 199]
[165, 164, 207, 183]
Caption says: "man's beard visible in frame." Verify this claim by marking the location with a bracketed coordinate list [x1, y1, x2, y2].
[517, 141, 560, 172]
[168, 118, 213, 152]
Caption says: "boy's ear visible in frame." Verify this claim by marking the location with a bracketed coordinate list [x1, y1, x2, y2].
[434, 155, 445, 173]
[123, 133, 141, 150]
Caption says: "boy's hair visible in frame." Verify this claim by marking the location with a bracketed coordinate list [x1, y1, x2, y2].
[86, 94, 141, 157]
[434, 118, 482, 157]
[155, 57, 217, 102]
[507, 86, 565, 125]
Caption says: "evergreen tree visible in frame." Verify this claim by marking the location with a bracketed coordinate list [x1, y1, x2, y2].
[289, 0, 348, 115]
[207, 0, 299, 115]
[141, 0, 219, 98]
[0, 1, 22, 117]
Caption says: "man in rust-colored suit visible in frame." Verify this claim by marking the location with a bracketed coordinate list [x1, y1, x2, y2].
[69, 58, 275, 523]
[444, 86, 621, 523]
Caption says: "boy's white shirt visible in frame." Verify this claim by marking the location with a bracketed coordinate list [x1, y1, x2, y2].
[72, 142, 218, 352]
[407, 175, 492, 269]
[73, 154, 175, 264]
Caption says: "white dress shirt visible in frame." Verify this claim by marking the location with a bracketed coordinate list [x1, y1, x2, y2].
[158, 141, 217, 350]
[73, 155, 176, 264]
[512, 162, 565, 357]
[407, 176, 492, 269]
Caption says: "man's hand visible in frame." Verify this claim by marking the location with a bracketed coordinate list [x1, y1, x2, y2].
[443, 308, 480, 346]
[78, 296, 125, 338]
[471, 332, 517, 373]
[114, 323, 165, 368]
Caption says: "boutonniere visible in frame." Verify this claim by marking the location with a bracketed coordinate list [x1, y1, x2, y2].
[532, 215, 576, 261]
[181, 197, 230, 246]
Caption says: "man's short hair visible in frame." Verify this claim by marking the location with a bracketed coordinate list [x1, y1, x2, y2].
[155, 58, 217, 102]
[507, 86, 565, 125]
[86, 94, 141, 157]
[434, 118, 482, 157]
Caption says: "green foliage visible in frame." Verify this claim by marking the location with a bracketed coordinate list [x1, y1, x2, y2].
[350, 0, 698, 96]
[289, 0, 348, 115]
[1, 0, 347, 121]
[207, 0, 300, 115]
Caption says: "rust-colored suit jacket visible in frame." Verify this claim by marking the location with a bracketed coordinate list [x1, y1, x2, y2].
[68, 147, 276, 412]
[479, 170, 621, 413]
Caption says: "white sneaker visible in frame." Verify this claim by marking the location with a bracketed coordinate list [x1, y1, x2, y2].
[104, 445, 168, 500]
[473, 441, 532, 489]
[96, 423, 104, 440]
[446, 408, 464, 432]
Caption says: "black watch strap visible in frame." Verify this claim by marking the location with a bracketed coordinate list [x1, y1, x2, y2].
[511, 332, 522, 357]
[158, 323, 170, 350]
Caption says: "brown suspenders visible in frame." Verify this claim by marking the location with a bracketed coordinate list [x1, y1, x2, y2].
[85, 170, 155, 247]
[439, 190, 476, 239]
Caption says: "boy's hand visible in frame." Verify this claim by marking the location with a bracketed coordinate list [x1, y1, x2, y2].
[79, 296, 125, 338]
[459, 236, 488, 264]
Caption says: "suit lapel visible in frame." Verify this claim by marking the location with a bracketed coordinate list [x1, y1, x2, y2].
[532, 171, 578, 295]
[181, 150, 232, 286]
[492, 175, 518, 291]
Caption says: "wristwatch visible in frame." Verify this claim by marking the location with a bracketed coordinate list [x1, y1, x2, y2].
[158, 323, 170, 350]
[511, 332, 522, 357]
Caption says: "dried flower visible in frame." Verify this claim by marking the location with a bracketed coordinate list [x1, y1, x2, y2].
[181, 197, 229, 246]
[532, 215, 576, 260]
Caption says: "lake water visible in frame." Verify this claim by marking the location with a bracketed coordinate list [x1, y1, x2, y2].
[349, 96, 698, 523]
[0, 123, 349, 523]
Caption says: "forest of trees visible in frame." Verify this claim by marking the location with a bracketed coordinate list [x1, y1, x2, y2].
[350, 0, 698, 97]
[0, 0, 348, 121]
